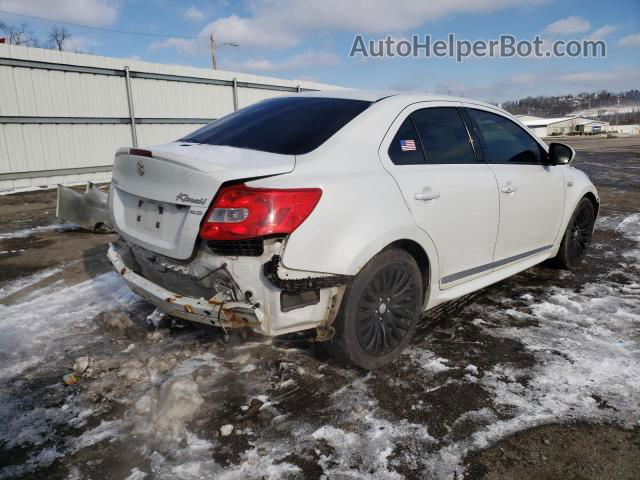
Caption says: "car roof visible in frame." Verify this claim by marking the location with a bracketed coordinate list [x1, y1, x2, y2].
[295, 89, 502, 111]
[296, 89, 398, 102]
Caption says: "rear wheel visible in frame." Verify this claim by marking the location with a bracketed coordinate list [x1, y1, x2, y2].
[326, 248, 423, 370]
[553, 197, 596, 269]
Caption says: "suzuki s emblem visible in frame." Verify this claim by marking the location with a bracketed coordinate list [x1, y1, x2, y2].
[136, 160, 145, 176]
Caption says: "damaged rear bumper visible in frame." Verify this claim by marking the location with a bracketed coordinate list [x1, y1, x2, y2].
[107, 244, 265, 331]
[107, 236, 350, 338]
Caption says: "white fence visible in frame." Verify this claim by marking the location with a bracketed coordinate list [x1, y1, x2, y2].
[0, 44, 340, 193]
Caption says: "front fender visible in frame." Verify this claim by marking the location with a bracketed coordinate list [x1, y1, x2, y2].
[551, 167, 599, 255]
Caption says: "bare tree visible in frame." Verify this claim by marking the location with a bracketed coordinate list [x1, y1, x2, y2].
[48, 27, 71, 51]
[0, 22, 39, 47]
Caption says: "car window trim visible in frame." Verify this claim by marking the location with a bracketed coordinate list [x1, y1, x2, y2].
[410, 106, 482, 165]
[464, 107, 546, 166]
[408, 114, 428, 165]
[462, 100, 549, 152]
[457, 107, 484, 163]
[460, 107, 488, 162]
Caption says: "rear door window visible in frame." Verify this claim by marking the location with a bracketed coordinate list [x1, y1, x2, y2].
[468, 109, 542, 164]
[411, 107, 477, 164]
[388, 117, 426, 165]
[179, 97, 371, 155]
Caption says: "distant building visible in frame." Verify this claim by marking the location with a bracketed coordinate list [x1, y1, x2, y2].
[518, 116, 609, 137]
[575, 119, 609, 134]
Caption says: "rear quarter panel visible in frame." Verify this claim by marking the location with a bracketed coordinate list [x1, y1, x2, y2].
[248, 99, 441, 287]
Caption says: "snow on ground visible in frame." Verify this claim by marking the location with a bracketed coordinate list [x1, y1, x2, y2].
[0, 267, 63, 300]
[395, 213, 640, 475]
[468, 281, 640, 446]
[460, 214, 640, 437]
[617, 213, 640, 260]
[0, 273, 138, 380]
[0, 213, 639, 479]
[0, 223, 80, 240]
[406, 348, 451, 374]
[0, 273, 141, 478]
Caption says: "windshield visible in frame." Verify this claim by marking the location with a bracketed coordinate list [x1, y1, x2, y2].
[179, 96, 371, 155]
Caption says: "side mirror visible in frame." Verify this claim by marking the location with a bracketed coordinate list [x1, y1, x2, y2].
[548, 142, 575, 165]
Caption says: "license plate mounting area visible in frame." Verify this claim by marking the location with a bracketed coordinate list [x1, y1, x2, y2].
[136, 199, 166, 232]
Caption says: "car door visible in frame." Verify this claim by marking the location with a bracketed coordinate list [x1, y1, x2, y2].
[380, 103, 500, 289]
[465, 106, 565, 266]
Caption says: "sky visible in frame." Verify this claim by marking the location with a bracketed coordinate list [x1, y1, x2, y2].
[0, 0, 638, 103]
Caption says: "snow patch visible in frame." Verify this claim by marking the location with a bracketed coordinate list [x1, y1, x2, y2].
[240, 363, 256, 373]
[0, 267, 63, 300]
[617, 213, 640, 259]
[146, 308, 167, 328]
[0, 273, 141, 478]
[0, 447, 63, 480]
[0, 223, 80, 240]
[406, 348, 451, 373]
[143, 376, 205, 439]
[0, 273, 138, 381]
[483, 283, 640, 427]
[465, 364, 479, 375]
[312, 414, 435, 479]
[72, 420, 122, 451]
[124, 468, 147, 480]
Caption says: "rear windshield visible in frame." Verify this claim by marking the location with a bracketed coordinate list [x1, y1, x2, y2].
[179, 97, 371, 155]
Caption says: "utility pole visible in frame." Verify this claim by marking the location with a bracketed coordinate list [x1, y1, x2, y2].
[210, 34, 216, 70]
[209, 33, 238, 70]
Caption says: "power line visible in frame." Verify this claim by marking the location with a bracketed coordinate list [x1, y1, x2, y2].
[0, 9, 199, 39]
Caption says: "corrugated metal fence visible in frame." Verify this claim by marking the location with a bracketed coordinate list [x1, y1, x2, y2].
[0, 45, 340, 193]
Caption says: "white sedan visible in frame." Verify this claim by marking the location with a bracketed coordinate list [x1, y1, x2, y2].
[106, 91, 598, 369]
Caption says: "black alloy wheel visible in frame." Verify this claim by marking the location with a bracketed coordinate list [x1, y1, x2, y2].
[355, 263, 418, 356]
[568, 200, 595, 260]
[325, 248, 423, 370]
[553, 197, 596, 269]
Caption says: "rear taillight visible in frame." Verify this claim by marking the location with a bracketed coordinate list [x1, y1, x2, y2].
[199, 184, 322, 241]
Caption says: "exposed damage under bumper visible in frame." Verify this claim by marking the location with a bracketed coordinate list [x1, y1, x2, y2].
[108, 242, 264, 332]
[107, 238, 351, 339]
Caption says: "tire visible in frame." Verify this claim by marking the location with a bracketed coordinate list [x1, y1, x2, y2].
[325, 248, 423, 370]
[553, 197, 596, 269]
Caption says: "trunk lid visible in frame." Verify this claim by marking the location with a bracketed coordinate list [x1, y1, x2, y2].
[109, 142, 295, 259]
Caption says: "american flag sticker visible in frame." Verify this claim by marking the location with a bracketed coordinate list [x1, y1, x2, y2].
[400, 139, 416, 151]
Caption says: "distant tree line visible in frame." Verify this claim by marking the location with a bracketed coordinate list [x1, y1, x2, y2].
[0, 21, 75, 52]
[502, 89, 640, 125]
[597, 110, 640, 125]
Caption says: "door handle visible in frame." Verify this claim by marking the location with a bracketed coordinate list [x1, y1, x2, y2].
[414, 189, 440, 201]
[500, 184, 518, 194]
